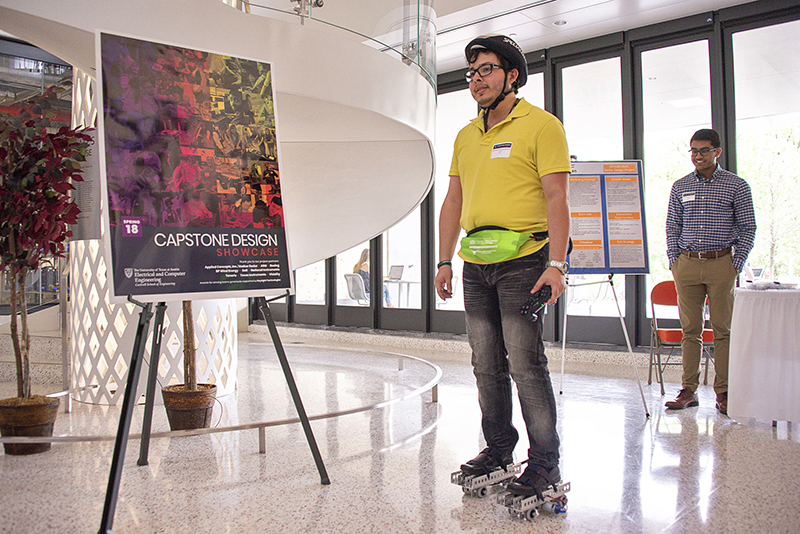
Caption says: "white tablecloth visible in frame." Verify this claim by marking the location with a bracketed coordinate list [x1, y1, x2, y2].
[728, 289, 800, 423]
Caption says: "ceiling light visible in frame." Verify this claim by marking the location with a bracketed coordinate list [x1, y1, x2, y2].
[553, 20, 567, 26]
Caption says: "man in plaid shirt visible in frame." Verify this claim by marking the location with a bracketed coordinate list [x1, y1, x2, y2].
[664, 128, 756, 415]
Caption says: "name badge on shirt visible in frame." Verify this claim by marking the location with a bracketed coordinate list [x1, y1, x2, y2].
[491, 142, 513, 159]
[682, 192, 696, 202]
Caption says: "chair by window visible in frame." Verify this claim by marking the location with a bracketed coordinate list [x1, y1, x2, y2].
[648, 280, 713, 395]
[344, 273, 369, 306]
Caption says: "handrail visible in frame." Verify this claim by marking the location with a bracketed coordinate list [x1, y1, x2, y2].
[239, 0, 436, 89]
[0, 349, 441, 446]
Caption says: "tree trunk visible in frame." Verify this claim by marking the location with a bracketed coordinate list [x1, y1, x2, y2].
[182, 300, 197, 391]
[8, 268, 21, 397]
[8, 266, 31, 399]
[18, 269, 31, 399]
[7, 226, 31, 399]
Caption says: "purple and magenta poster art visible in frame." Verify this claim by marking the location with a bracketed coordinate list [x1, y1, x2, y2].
[97, 32, 291, 302]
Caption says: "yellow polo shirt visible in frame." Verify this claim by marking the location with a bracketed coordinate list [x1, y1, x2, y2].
[449, 98, 571, 263]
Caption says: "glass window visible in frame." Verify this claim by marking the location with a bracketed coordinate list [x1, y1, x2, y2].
[337, 242, 373, 307]
[641, 40, 711, 314]
[517, 71, 544, 110]
[383, 207, 421, 309]
[295, 260, 326, 305]
[434, 88, 475, 311]
[734, 20, 800, 283]
[562, 58, 623, 161]
[561, 57, 626, 316]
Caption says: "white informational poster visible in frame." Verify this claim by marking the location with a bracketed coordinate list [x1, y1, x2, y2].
[568, 161, 649, 275]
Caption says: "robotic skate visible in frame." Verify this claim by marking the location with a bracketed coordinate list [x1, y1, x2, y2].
[497, 479, 570, 520]
[450, 461, 522, 498]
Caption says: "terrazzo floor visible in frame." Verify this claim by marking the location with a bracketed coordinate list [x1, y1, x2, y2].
[1, 330, 799, 533]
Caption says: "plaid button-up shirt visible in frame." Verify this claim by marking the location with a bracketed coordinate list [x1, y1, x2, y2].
[666, 165, 756, 272]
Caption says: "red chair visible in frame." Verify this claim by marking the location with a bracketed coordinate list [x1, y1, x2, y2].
[648, 280, 714, 395]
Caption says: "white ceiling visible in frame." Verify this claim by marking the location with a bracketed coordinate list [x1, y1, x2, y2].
[1, 1, 757, 77]
[434, 0, 755, 73]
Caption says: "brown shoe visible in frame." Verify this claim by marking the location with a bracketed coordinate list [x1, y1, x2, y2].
[665, 388, 699, 410]
[716, 392, 728, 415]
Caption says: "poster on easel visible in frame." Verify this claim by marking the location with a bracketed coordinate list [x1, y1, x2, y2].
[96, 31, 292, 302]
[568, 161, 649, 275]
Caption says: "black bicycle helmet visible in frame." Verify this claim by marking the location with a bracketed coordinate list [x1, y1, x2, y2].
[465, 34, 527, 111]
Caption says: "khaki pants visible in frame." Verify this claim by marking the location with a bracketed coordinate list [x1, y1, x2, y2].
[671, 254, 738, 394]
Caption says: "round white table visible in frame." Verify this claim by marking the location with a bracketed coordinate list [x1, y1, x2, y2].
[728, 288, 800, 423]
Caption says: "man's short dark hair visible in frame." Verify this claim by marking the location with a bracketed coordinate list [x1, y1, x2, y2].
[691, 129, 721, 148]
[467, 48, 511, 69]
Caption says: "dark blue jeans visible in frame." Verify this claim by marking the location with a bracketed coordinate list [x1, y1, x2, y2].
[462, 249, 560, 470]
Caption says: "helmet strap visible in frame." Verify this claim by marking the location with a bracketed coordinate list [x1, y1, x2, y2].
[482, 70, 511, 110]
[482, 71, 513, 130]
[485, 90, 511, 112]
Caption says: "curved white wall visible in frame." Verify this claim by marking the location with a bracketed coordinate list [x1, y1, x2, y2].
[0, 0, 436, 268]
[0, 0, 436, 404]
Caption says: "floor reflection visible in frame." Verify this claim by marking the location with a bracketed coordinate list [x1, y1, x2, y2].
[1, 333, 799, 533]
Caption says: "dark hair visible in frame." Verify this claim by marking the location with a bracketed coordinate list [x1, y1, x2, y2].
[467, 48, 511, 70]
[691, 129, 721, 148]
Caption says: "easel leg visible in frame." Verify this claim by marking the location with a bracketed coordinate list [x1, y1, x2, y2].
[608, 275, 650, 418]
[559, 276, 650, 418]
[98, 299, 154, 534]
[258, 299, 331, 485]
[138, 302, 167, 466]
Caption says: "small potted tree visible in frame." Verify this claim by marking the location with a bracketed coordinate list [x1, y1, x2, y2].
[0, 81, 91, 454]
[160, 300, 217, 430]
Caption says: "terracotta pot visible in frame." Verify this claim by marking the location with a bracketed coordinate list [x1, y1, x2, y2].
[161, 384, 217, 431]
[0, 396, 60, 455]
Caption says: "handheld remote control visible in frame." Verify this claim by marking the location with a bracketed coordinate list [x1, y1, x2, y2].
[520, 285, 552, 322]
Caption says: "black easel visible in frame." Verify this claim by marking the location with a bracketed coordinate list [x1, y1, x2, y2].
[98, 293, 330, 533]
[558, 273, 650, 418]
[257, 294, 330, 485]
[137, 302, 167, 466]
[138, 295, 329, 483]
[98, 297, 155, 534]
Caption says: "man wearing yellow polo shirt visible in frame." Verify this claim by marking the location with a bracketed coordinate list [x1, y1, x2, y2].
[434, 34, 571, 499]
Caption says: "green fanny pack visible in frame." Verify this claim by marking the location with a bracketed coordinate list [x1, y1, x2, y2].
[460, 226, 548, 263]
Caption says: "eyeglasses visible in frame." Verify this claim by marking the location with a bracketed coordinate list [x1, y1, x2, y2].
[465, 63, 503, 82]
[688, 147, 719, 156]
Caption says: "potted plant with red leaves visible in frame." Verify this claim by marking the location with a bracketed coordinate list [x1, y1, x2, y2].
[0, 81, 91, 454]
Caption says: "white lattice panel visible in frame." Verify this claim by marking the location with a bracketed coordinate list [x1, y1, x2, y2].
[69, 241, 238, 405]
[72, 70, 97, 129]
[69, 69, 237, 405]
